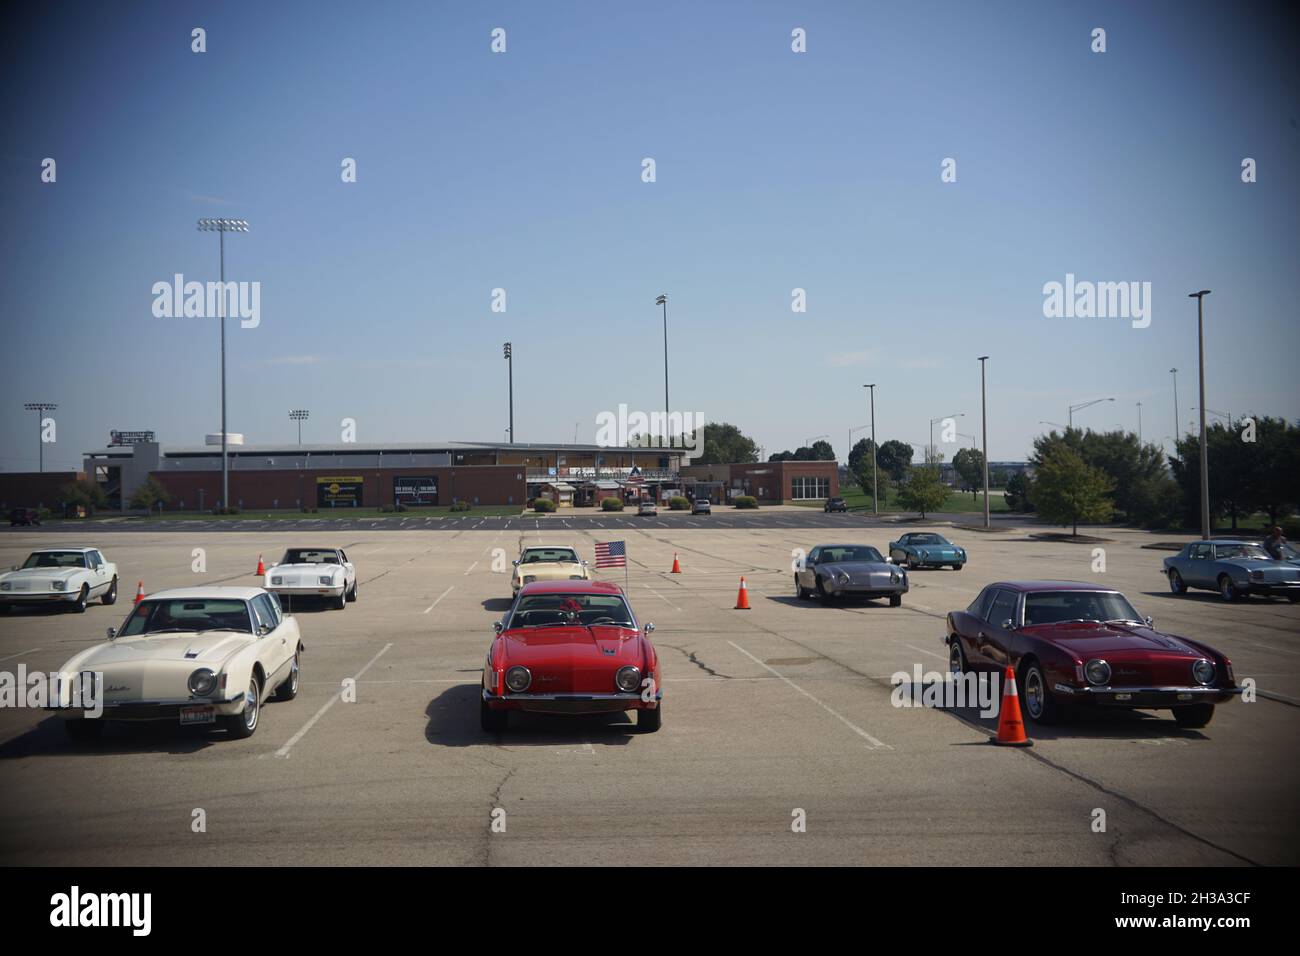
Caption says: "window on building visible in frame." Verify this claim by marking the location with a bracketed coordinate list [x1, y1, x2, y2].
[790, 476, 830, 500]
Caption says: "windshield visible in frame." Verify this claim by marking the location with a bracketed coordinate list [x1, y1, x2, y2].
[120, 598, 253, 636]
[1023, 591, 1143, 627]
[1216, 544, 1269, 561]
[507, 593, 635, 628]
[907, 534, 950, 546]
[520, 548, 579, 564]
[22, 551, 87, 570]
[819, 546, 883, 564]
[280, 549, 340, 565]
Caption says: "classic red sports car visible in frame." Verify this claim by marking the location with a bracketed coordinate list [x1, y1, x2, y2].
[481, 580, 662, 733]
[944, 581, 1241, 728]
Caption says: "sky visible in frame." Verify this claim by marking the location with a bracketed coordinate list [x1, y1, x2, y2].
[2, 0, 1297, 472]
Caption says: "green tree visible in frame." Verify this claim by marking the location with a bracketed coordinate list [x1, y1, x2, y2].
[61, 478, 108, 517]
[895, 464, 948, 518]
[1004, 470, 1033, 511]
[876, 440, 914, 483]
[128, 475, 173, 511]
[952, 447, 985, 501]
[1030, 447, 1114, 536]
[1032, 426, 1169, 527]
[848, 438, 877, 495]
[806, 439, 835, 461]
[687, 422, 759, 465]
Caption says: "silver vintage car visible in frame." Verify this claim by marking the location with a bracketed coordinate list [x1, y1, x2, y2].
[795, 544, 908, 606]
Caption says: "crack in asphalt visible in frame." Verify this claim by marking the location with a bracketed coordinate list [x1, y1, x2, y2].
[659, 643, 732, 679]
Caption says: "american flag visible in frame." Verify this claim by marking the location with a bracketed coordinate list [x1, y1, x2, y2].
[594, 540, 627, 569]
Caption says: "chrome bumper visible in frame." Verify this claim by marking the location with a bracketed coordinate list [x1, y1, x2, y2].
[1052, 684, 1241, 704]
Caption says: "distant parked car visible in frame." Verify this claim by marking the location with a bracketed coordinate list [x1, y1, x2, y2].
[824, 497, 847, 513]
[0, 547, 118, 613]
[511, 545, 591, 598]
[638, 499, 658, 517]
[265, 547, 357, 610]
[1163, 540, 1300, 602]
[9, 507, 41, 527]
[888, 532, 967, 570]
[795, 543, 907, 606]
[692, 498, 711, 515]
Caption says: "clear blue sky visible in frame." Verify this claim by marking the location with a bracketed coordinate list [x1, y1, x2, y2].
[2, 0, 1296, 471]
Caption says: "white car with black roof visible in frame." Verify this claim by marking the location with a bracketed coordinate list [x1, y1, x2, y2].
[264, 547, 357, 609]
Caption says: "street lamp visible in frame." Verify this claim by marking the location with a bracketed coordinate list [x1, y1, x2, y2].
[23, 402, 57, 473]
[804, 434, 829, 452]
[503, 342, 514, 443]
[655, 295, 669, 430]
[1068, 397, 1114, 429]
[1189, 290, 1212, 540]
[1039, 420, 1068, 431]
[928, 412, 964, 463]
[1170, 368, 1180, 444]
[978, 356, 990, 528]
[289, 409, 309, 447]
[864, 384, 878, 514]
[1136, 401, 1143, 444]
[197, 217, 249, 511]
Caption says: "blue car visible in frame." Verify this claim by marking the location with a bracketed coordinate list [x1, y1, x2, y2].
[1163, 540, 1300, 602]
[887, 532, 966, 570]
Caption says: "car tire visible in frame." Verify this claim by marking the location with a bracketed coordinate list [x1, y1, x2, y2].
[102, 576, 118, 605]
[1172, 703, 1215, 729]
[224, 675, 262, 739]
[273, 649, 301, 701]
[64, 718, 104, 743]
[1019, 659, 1059, 725]
[907, 556, 919, 571]
[333, 590, 347, 610]
[952, 564, 962, 571]
[637, 703, 662, 733]
[795, 576, 810, 600]
[948, 638, 968, 675]
[1168, 569, 1187, 595]
[889, 593, 902, 607]
[815, 576, 831, 601]
[347, 580, 358, 602]
[1218, 575, 1241, 602]
[71, 585, 89, 614]
[480, 696, 508, 733]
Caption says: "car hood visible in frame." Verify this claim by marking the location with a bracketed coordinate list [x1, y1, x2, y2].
[499, 625, 645, 694]
[80, 631, 255, 667]
[1021, 621, 1202, 658]
[820, 560, 895, 575]
[270, 563, 342, 573]
[2, 567, 80, 581]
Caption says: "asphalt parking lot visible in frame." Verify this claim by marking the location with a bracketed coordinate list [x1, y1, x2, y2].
[1, 519, 1297, 866]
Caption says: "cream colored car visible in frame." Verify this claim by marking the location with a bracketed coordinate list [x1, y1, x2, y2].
[511, 546, 591, 597]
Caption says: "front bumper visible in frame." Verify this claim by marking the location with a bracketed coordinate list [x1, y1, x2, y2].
[829, 580, 909, 598]
[1244, 580, 1300, 596]
[0, 590, 79, 604]
[47, 693, 247, 722]
[1051, 683, 1242, 707]
[907, 554, 965, 567]
[483, 688, 659, 715]
[266, 584, 345, 599]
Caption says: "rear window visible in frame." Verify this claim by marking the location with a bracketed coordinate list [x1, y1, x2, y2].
[520, 549, 579, 564]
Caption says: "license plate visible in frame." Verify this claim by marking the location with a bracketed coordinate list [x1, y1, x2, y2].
[180, 706, 215, 725]
[1114, 693, 1132, 701]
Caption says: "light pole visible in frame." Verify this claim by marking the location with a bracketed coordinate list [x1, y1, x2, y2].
[1068, 397, 1114, 429]
[978, 356, 990, 528]
[1136, 401, 1143, 444]
[655, 294, 669, 429]
[1039, 420, 1068, 431]
[23, 402, 57, 473]
[928, 412, 963, 463]
[197, 217, 249, 511]
[1170, 368, 1179, 445]
[289, 409, 309, 446]
[1189, 290, 1211, 540]
[864, 385, 877, 514]
[503, 342, 514, 443]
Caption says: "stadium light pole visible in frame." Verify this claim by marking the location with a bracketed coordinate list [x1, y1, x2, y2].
[655, 294, 669, 432]
[1189, 290, 1212, 540]
[23, 402, 57, 473]
[197, 217, 249, 511]
[1068, 397, 1114, 429]
[978, 356, 990, 528]
[1169, 368, 1180, 446]
[503, 342, 514, 443]
[289, 409, 309, 447]
[864, 385, 877, 515]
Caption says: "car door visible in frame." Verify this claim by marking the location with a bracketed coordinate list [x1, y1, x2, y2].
[890, 535, 907, 562]
[1184, 543, 1214, 588]
[977, 589, 1021, 670]
[339, 549, 355, 590]
[799, 547, 820, 590]
[251, 593, 291, 682]
[84, 551, 106, 595]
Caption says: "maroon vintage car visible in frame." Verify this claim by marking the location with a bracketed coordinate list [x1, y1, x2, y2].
[945, 581, 1240, 728]
[481, 580, 662, 733]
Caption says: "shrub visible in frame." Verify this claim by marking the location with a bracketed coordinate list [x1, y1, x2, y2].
[449, 500, 472, 512]
[1280, 516, 1300, 539]
[600, 497, 624, 512]
[533, 498, 557, 513]
[733, 496, 758, 509]
[668, 496, 690, 511]
[211, 506, 240, 516]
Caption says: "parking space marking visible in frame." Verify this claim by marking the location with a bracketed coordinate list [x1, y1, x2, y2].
[900, 641, 948, 662]
[644, 586, 681, 611]
[273, 642, 393, 758]
[0, 648, 42, 664]
[423, 586, 455, 614]
[727, 640, 891, 750]
[463, 560, 479, 575]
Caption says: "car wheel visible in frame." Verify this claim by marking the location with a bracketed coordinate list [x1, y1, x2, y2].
[1168, 569, 1187, 594]
[1218, 575, 1241, 602]
[224, 676, 261, 739]
[480, 697, 508, 733]
[64, 718, 104, 743]
[907, 556, 918, 571]
[1019, 659, 1059, 725]
[889, 593, 902, 607]
[101, 576, 118, 605]
[1172, 703, 1215, 729]
[347, 580, 358, 602]
[637, 703, 662, 733]
[948, 638, 967, 675]
[795, 575, 810, 600]
[815, 576, 831, 601]
[952, 563, 962, 571]
[273, 649, 301, 701]
[71, 585, 89, 613]
[333, 589, 347, 610]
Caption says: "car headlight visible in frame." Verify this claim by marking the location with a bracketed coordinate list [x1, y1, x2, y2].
[271, 576, 283, 585]
[319, 575, 336, 585]
[505, 666, 531, 693]
[891, 571, 901, 583]
[1084, 659, 1111, 686]
[522, 575, 536, 584]
[0, 582, 9, 591]
[50, 580, 66, 590]
[920, 550, 929, 559]
[188, 668, 218, 696]
[1192, 659, 1216, 685]
[569, 575, 585, 580]
[835, 571, 850, 585]
[615, 666, 641, 693]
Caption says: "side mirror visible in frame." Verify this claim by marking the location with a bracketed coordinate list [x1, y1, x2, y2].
[1144, 616, 1154, 628]
[106, 626, 117, 641]
[511, 560, 519, 567]
[493, 621, 504, 635]
[1001, 619, 1016, 630]
[644, 622, 655, 634]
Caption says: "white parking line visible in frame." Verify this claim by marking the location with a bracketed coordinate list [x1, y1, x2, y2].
[423, 586, 455, 613]
[274, 642, 393, 759]
[0, 647, 41, 664]
[463, 560, 479, 576]
[727, 640, 891, 750]
[900, 642, 948, 662]
[644, 586, 681, 611]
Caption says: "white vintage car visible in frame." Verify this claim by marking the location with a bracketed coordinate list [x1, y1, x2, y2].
[264, 547, 357, 609]
[51, 586, 303, 742]
[511, 545, 592, 597]
[0, 547, 118, 613]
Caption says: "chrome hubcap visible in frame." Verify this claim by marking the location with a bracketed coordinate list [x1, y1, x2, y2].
[244, 680, 259, 730]
[1025, 670, 1043, 717]
[290, 657, 299, 691]
[949, 643, 961, 675]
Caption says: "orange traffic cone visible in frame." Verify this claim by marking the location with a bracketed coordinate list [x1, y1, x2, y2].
[134, 581, 145, 604]
[255, 554, 265, 576]
[989, 665, 1033, 747]
[670, 553, 682, 574]
[734, 576, 751, 610]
